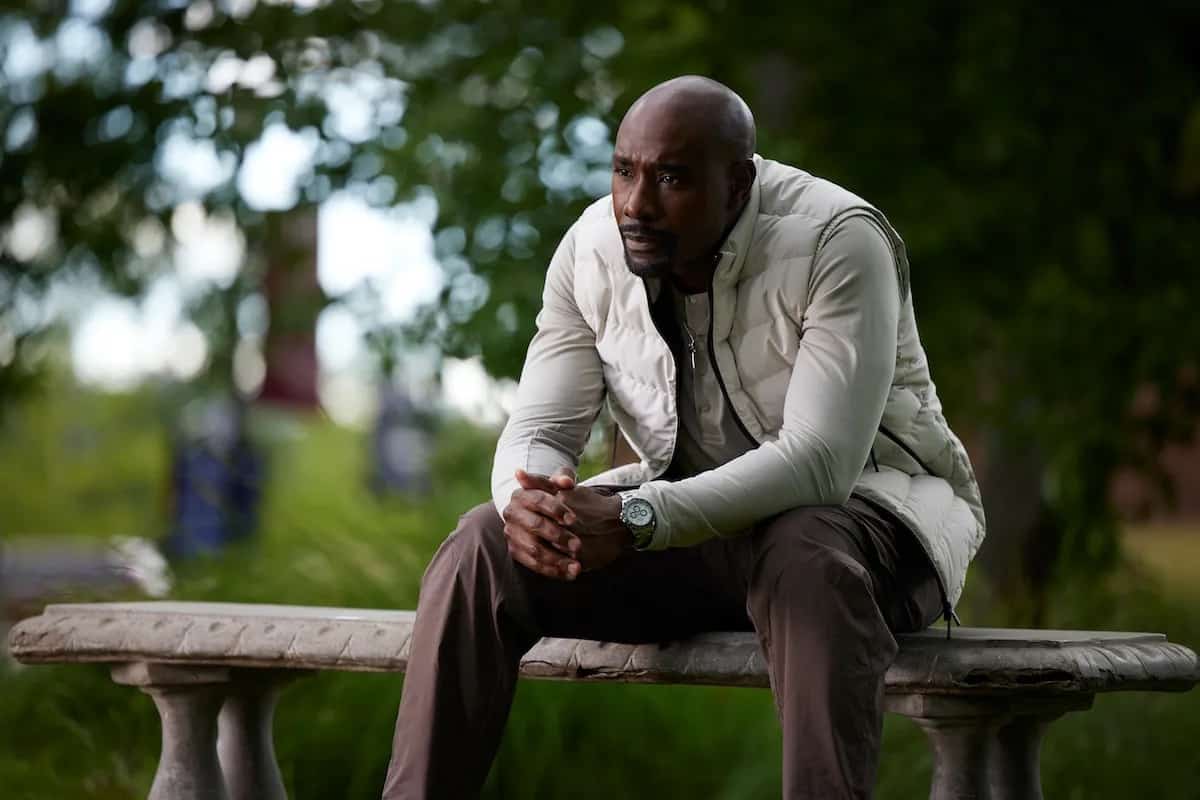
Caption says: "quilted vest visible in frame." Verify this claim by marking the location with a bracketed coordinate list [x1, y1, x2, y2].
[576, 156, 986, 607]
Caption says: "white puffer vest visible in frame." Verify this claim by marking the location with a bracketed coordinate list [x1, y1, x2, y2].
[494, 156, 985, 608]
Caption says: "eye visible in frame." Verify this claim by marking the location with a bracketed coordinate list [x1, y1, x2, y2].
[658, 173, 679, 185]
[613, 166, 632, 178]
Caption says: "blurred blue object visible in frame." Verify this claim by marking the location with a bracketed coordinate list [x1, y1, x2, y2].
[371, 383, 431, 496]
[164, 398, 264, 559]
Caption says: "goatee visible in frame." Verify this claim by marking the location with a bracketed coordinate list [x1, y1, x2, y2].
[619, 224, 676, 279]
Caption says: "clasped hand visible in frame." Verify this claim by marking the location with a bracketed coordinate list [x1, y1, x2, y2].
[501, 468, 630, 580]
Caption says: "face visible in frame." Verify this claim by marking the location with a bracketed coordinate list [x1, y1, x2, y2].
[611, 105, 747, 282]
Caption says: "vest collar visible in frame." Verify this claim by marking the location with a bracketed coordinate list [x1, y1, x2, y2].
[713, 154, 763, 287]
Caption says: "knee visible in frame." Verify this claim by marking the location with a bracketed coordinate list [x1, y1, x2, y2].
[762, 545, 873, 606]
[751, 509, 875, 604]
[422, 501, 509, 590]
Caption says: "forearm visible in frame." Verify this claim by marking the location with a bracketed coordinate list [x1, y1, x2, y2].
[491, 422, 592, 515]
[634, 423, 864, 547]
[635, 214, 901, 549]
[490, 222, 605, 516]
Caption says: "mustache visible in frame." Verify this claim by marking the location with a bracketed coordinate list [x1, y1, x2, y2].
[619, 225, 677, 245]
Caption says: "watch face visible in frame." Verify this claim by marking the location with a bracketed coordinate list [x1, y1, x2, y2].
[626, 499, 653, 527]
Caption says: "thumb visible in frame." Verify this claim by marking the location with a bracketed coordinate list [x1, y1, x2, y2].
[551, 466, 577, 490]
[515, 469, 559, 493]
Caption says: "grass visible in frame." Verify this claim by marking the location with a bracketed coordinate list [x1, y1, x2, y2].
[1, 384, 1198, 798]
[1125, 522, 1200, 600]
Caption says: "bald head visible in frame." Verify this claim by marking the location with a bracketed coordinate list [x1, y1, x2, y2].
[622, 76, 756, 161]
[611, 76, 758, 289]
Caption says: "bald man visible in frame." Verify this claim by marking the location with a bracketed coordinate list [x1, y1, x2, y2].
[383, 76, 985, 799]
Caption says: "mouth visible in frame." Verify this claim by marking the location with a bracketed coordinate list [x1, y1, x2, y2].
[622, 235, 669, 255]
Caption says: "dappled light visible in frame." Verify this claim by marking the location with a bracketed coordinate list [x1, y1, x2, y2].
[2, 1, 1199, 798]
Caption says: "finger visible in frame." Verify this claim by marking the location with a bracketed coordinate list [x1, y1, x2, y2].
[515, 469, 561, 494]
[504, 525, 580, 580]
[551, 466, 577, 490]
[506, 491, 572, 530]
[512, 488, 576, 526]
[506, 506, 581, 555]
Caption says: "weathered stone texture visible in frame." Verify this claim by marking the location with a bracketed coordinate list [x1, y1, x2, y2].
[9, 602, 1199, 695]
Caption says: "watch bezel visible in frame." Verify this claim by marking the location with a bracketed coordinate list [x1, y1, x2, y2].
[619, 493, 656, 549]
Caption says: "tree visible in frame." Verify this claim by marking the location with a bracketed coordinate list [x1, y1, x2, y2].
[3, 0, 1199, 604]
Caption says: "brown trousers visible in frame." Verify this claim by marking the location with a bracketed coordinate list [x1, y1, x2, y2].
[382, 496, 943, 799]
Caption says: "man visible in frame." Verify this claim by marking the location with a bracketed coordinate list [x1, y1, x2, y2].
[383, 76, 985, 799]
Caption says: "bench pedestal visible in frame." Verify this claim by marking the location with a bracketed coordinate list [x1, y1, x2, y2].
[113, 663, 296, 800]
[888, 694, 1093, 800]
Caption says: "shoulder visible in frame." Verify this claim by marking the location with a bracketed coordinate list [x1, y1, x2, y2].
[755, 157, 873, 223]
[548, 196, 623, 282]
[568, 194, 614, 242]
[750, 156, 903, 270]
[745, 158, 875, 265]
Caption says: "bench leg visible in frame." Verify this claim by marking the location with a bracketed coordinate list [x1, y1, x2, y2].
[113, 663, 300, 800]
[912, 714, 999, 799]
[986, 699, 1092, 800]
[113, 663, 232, 800]
[217, 671, 296, 800]
[888, 694, 1093, 800]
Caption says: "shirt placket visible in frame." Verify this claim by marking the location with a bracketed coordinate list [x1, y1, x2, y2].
[685, 296, 720, 445]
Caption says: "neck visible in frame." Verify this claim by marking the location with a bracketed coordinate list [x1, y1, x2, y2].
[669, 201, 747, 294]
[670, 255, 717, 294]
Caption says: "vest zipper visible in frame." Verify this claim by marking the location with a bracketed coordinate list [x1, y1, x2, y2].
[705, 286, 759, 447]
[943, 600, 962, 639]
[878, 424, 936, 476]
[875, 425, 960, 635]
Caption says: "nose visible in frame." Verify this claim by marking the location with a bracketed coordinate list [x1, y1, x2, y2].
[621, 174, 661, 223]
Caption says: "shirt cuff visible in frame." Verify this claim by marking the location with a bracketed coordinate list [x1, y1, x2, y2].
[624, 485, 674, 551]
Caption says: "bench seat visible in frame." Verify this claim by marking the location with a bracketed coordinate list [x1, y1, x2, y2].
[9, 601, 1199, 800]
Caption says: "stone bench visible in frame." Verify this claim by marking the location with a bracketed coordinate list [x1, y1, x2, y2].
[8, 601, 1198, 800]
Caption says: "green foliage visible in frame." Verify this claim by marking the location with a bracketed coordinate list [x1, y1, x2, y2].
[2, 387, 1199, 798]
[4, 1, 1198, 583]
[0, 376, 170, 537]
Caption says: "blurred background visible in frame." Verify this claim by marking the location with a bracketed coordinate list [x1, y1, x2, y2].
[1, 1, 1198, 797]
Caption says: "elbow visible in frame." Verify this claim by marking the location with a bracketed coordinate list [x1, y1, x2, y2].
[810, 458, 855, 505]
[777, 428, 859, 506]
[822, 447, 865, 505]
[824, 475, 856, 506]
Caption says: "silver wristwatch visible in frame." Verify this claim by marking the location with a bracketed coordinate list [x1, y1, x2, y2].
[618, 491, 657, 550]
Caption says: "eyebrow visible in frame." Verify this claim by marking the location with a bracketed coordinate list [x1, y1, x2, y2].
[611, 155, 693, 173]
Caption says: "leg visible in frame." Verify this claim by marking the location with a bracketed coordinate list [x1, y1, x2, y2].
[382, 503, 541, 799]
[112, 663, 231, 800]
[382, 501, 742, 799]
[720, 498, 942, 800]
[986, 699, 1091, 800]
[217, 670, 297, 800]
[887, 694, 1093, 800]
[987, 714, 1051, 800]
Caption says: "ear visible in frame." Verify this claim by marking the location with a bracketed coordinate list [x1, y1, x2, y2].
[728, 159, 756, 210]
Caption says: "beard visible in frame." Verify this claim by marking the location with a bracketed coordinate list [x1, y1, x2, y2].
[619, 225, 677, 279]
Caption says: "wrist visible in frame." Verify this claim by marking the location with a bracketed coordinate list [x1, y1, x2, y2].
[606, 494, 630, 541]
[617, 491, 657, 550]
